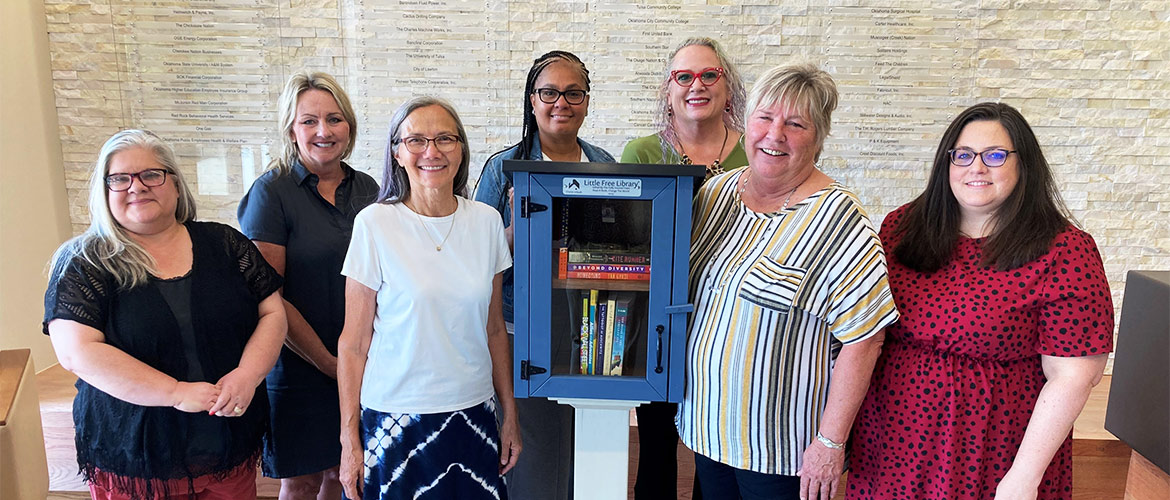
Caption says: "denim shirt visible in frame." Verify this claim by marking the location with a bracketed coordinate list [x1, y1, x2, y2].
[474, 136, 615, 322]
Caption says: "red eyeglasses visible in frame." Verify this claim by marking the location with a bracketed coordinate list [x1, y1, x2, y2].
[671, 67, 724, 87]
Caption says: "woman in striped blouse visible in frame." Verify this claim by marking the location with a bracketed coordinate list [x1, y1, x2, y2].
[677, 64, 899, 500]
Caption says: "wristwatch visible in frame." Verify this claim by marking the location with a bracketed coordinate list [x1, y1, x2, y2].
[816, 431, 845, 450]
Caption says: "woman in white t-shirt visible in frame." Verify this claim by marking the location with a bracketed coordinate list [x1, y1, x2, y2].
[337, 97, 521, 500]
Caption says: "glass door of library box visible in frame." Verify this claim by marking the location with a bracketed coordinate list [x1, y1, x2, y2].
[506, 161, 702, 404]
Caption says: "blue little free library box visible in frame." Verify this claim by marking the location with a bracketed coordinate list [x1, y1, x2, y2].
[504, 160, 704, 403]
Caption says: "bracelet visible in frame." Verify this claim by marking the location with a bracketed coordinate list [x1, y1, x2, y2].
[816, 431, 845, 450]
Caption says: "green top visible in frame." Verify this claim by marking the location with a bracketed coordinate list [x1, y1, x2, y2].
[619, 133, 749, 177]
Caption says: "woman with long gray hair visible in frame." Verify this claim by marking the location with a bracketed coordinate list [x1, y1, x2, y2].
[44, 129, 286, 499]
[338, 97, 520, 499]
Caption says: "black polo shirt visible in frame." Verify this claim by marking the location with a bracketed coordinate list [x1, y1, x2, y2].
[237, 160, 379, 389]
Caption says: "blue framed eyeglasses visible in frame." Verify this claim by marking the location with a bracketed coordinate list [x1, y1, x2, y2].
[948, 148, 1017, 167]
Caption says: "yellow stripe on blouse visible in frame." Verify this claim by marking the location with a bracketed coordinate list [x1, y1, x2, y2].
[679, 169, 899, 475]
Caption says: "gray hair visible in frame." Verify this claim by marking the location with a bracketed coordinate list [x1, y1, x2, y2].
[51, 129, 197, 289]
[746, 63, 839, 162]
[656, 37, 747, 161]
[378, 97, 471, 204]
[269, 70, 358, 174]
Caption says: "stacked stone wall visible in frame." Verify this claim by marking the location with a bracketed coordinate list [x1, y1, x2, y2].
[45, 1, 1170, 368]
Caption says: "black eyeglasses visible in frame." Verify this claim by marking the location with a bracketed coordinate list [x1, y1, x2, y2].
[397, 135, 461, 154]
[533, 88, 588, 105]
[671, 67, 724, 87]
[948, 148, 1017, 167]
[106, 168, 171, 192]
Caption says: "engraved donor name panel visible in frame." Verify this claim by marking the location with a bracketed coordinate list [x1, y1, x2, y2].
[113, 0, 282, 208]
[823, 6, 977, 164]
[347, 0, 500, 171]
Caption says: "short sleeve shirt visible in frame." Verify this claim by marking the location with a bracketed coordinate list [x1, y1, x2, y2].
[677, 170, 899, 475]
[341, 197, 512, 414]
[41, 222, 282, 482]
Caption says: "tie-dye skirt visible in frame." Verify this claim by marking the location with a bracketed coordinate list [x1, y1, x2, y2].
[356, 399, 509, 500]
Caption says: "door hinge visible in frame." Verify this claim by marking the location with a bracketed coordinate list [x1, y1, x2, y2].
[519, 197, 548, 218]
[520, 360, 547, 380]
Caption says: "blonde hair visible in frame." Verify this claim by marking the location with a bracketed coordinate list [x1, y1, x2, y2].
[50, 129, 197, 289]
[746, 63, 839, 162]
[270, 70, 358, 174]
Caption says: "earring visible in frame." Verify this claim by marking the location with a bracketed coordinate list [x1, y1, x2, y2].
[667, 105, 673, 117]
[725, 104, 731, 112]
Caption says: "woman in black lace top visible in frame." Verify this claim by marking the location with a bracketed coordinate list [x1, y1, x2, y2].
[43, 129, 287, 500]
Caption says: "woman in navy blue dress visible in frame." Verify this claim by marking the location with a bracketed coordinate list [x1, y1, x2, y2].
[238, 70, 378, 499]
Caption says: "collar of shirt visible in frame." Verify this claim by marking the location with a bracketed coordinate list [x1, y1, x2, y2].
[291, 159, 354, 187]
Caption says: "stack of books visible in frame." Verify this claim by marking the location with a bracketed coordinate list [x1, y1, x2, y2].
[559, 250, 650, 281]
[577, 290, 635, 376]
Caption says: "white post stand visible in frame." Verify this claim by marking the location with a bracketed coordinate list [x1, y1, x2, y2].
[552, 398, 648, 500]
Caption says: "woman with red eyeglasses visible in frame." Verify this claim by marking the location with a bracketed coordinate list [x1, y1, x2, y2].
[620, 37, 748, 500]
[621, 37, 748, 181]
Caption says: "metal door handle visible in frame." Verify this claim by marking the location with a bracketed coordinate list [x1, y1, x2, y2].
[654, 324, 664, 374]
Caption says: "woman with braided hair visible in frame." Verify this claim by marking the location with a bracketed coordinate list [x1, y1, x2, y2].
[474, 50, 614, 499]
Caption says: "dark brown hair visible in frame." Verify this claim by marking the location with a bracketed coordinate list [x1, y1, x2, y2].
[895, 102, 1074, 272]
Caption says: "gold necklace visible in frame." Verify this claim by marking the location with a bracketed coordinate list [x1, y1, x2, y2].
[679, 125, 729, 177]
[412, 201, 457, 251]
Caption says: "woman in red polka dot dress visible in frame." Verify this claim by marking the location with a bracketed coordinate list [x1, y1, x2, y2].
[847, 102, 1114, 500]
